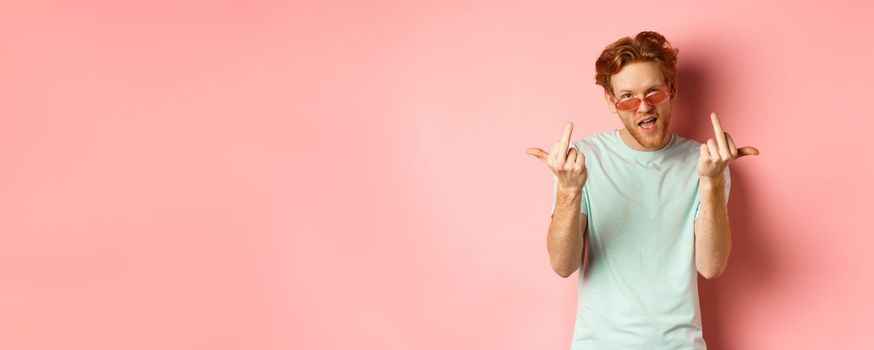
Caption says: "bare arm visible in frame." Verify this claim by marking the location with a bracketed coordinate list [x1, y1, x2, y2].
[548, 186, 588, 278]
[694, 175, 731, 279]
[527, 122, 589, 279]
[694, 112, 759, 279]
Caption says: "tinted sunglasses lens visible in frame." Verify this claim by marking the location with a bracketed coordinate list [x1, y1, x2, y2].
[645, 90, 669, 104]
[616, 99, 639, 111]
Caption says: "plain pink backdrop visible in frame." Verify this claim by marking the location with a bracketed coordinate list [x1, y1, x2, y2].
[1, 1, 871, 349]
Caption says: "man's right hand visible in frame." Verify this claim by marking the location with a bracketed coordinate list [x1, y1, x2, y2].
[526, 122, 588, 191]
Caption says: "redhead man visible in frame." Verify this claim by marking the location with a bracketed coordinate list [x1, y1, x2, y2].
[526, 31, 759, 349]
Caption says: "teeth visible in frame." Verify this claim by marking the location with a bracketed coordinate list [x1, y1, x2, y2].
[639, 117, 656, 125]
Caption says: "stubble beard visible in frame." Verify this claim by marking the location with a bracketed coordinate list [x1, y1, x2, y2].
[626, 116, 670, 150]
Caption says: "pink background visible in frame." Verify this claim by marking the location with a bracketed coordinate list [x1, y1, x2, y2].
[1, 1, 871, 349]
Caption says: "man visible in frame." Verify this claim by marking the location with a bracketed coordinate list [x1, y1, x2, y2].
[525, 31, 759, 349]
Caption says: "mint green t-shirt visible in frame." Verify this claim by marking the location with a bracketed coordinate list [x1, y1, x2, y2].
[550, 129, 730, 350]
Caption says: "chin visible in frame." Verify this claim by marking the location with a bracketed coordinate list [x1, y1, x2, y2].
[629, 127, 667, 148]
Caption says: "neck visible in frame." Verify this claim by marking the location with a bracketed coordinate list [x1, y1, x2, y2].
[619, 128, 670, 151]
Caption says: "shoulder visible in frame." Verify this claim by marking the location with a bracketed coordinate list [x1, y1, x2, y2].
[671, 133, 702, 151]
[570, 130, 614, 154]
[667, 133, 704, 160]
[669, 134, 730, 180]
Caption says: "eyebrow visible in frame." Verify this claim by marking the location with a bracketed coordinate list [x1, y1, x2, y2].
[617, 83, 665, 94]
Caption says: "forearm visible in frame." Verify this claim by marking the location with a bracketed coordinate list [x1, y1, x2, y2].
[694, 176, 732, 279]
[547, 186, 584, 278]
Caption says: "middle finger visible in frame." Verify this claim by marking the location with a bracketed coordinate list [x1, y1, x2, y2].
[710, 112, 730, 159]
[557, 122, 574, 162]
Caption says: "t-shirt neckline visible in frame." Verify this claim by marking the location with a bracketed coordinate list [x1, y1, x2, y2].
[612, 128, 676, 162]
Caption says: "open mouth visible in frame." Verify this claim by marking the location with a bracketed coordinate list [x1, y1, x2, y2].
[638, 116, 657, 132]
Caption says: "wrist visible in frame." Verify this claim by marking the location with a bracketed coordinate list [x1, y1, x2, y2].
[556, 184, 583, 195]
[700, 175, 725, 190]
[554, 186, 582, 209]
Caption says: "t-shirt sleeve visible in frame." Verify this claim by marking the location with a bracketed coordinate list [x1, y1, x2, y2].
[549, 174, 588, 218]
[694, 166, 731, 220]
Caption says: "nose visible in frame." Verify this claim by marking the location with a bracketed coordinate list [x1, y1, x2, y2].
[636, 98, 653, 113]
[637, 96, 653, 113]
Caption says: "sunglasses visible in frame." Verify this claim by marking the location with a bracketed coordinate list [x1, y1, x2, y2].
[611, 87, 671, 112]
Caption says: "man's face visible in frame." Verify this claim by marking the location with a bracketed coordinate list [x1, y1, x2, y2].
[604, 61, 674, 151]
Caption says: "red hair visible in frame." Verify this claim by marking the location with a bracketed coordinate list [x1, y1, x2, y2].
[595, 31, 679, 98]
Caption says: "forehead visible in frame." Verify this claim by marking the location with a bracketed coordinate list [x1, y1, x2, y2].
[611, 61, 666, 93]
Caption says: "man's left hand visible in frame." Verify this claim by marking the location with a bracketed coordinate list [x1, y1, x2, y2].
[698, 112, 759, 181]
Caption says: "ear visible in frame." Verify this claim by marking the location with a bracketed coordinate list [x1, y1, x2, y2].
[604, 90, 618, 113]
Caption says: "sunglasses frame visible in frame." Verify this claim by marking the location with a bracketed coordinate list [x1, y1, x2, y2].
[610, 86, 672, 112]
